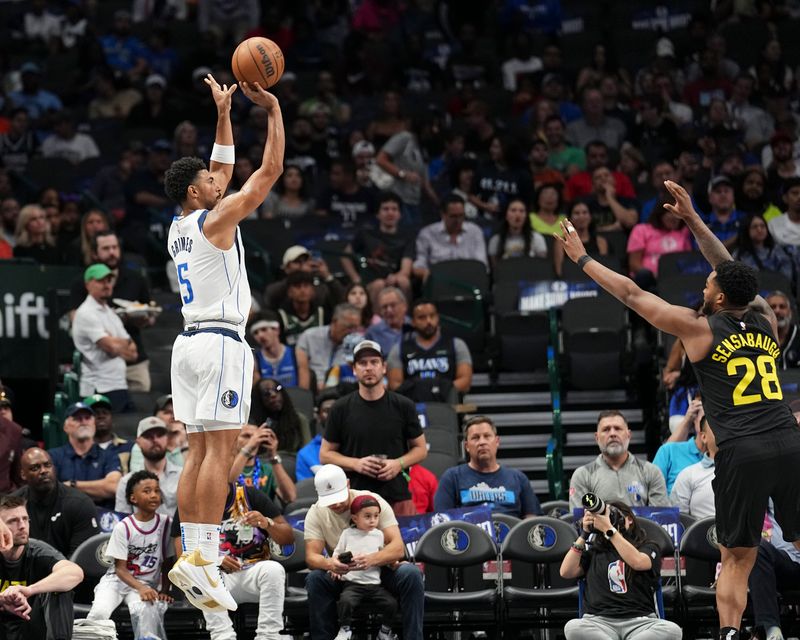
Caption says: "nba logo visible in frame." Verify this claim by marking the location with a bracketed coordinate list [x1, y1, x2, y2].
[607, 560, 628, 593]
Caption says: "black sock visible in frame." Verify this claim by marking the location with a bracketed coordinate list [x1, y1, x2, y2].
[719, 627, 739, 640]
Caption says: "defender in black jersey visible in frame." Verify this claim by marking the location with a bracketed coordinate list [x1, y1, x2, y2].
[556, 180, 800, 640]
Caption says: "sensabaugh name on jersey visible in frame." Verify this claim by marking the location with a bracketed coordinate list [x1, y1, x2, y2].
[170, 236, 193, 257]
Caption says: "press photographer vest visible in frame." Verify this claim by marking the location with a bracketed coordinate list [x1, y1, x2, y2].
[400, 333, 456, 381]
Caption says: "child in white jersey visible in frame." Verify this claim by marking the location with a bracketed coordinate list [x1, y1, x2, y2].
[87, 470, 174, 636]
[332, 494, 398, 640]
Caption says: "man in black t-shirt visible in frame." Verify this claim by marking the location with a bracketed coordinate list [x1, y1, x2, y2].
[14, 448, 100, 558]
[583, 165, 639, 231]
[320, 340, 427, 515]
[0, 495, 84, 640]
[171, 484, 294, 635]
[315, 158, 376, 234]
[560, 502, 681, 639]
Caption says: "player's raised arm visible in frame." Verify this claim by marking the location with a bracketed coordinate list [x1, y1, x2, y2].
[205, 73, 237, 191]
[206, 82, 285, 238]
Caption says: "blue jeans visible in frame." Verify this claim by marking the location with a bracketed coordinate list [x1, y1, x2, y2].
[306, 563, 424, 640]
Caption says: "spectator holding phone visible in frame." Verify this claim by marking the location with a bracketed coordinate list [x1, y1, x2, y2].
[228, 422, 297, 506]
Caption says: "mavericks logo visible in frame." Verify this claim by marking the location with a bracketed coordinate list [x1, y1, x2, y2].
[221, 390, 239, 409]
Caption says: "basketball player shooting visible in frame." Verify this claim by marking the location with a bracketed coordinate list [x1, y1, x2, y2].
[555, 180, 800, 640]
[162, 75, 285, 612]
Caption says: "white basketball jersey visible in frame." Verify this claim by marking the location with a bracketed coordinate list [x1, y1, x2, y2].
[105, 514, 172, 587]
[167, 209, 251, 329]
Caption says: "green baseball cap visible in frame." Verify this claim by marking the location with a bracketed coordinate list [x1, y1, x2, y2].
[83, 394, 112, 410]
[84, 263, 113, 282]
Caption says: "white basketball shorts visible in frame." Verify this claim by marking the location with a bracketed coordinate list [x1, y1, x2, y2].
[171, 330, 253, 431]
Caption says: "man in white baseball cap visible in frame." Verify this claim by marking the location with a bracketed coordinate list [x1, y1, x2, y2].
[264, 245, 346, 311]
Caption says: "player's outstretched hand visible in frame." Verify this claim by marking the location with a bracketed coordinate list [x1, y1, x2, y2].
[663, 180, 697, 220]
[204, 73, 237, 111]
[240, 81, 280, 113]
[553, 219, 588, 263]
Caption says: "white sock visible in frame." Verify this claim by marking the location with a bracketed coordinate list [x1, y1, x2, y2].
[198, 523, 221, 563]
[180, 522, 199, 553]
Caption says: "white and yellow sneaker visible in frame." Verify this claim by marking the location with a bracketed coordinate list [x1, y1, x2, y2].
[168, 550, 236, 611]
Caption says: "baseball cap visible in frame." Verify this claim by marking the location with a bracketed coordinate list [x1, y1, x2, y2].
[137, 416, 167, 438]
[314, 464, 349, 507]
[84, 263, 113, 282]
[145, 74, 167, 88]
[541, 72, 564, 86]
[83, 394, 112, 410]
[352, 140, 375, 157]
[192, 66, 213, 82]
[153, 394, 173, 412]
[707, 175, 734, 194]
[350, 494, 381, 515]
[282, 245, 311, 268]
[149, 139, 172, 153]
[352, 339, 382, 362]
[65, 402, 94, 417]
[20, 62, 41, 75]
[656, 37, 675, 58]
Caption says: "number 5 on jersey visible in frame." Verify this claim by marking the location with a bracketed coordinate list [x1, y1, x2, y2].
[177, 262, 194, 304]
[727, 354, 782, 405]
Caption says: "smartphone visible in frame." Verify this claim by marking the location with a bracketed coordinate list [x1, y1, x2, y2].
[338, 551, 353, 564]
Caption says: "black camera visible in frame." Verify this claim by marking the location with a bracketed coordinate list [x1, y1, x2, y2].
[581, 493, 626, 532]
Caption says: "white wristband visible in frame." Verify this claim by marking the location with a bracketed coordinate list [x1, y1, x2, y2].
[211, 143, 235, 164]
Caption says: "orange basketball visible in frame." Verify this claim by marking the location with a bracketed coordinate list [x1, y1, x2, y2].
[231, 37, 285, 89]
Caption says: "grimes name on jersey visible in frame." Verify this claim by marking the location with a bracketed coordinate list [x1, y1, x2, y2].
[170, 236, 193, 257]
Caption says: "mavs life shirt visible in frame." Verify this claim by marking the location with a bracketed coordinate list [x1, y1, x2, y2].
[433, 464, 542, 517]
[581, 541, 661, 617]
[691, 310, 797, 446]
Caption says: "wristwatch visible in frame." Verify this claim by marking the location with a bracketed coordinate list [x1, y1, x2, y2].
[397, 169, 407, 180]
[605, 527, 618, 540]
[269, 454, 282, 465]
[69, 479, 77, 488]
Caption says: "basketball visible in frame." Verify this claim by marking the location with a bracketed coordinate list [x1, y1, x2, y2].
[231, 37, 285, 89]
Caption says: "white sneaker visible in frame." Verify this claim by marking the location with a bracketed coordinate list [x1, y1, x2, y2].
[168, 550, 236, 611]
[334, 626, 352, 640]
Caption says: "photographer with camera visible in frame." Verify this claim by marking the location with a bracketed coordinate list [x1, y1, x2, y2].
[560, 495, 681, 640]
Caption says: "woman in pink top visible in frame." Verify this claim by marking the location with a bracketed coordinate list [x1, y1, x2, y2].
[626, 200, 692, 288]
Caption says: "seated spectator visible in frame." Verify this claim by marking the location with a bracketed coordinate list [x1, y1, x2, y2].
[365, 286, 412, 357]
[626, 200, 692, 288]
[48, 402, 123, 510]
[0, 108, 39, 177]
[345, 282, 375, 329]
[278, 271, 327, 347]
[304, 464, 424, 640]
[734, 214, 794, 284]
[129, 394, 185, 472]
[16, 448, 100, 557]
[261, 164, 315, 220]
[249, 311, 299, 387]
[265, 245, 345, 312]
[683, 47, 733, 111]
[767, 177, 800, 248]
[87, 471, 173, 628]
[296, 389, 340, 481]
[100, 9, 148, 79]
[470, 136, 532, 218]
[528, 138, 565, 190]
[566, 87, 627, 151]
[249, 378, 312, 455]
[434, 416, 542, 517]
[409, 464, 438, 514]
[560, 501, 682, 640]
[69, 209, 111, 268]
[584, 166, 639, 232]
[413, 195, 488, 282]
[171, 481, 293, 638]
[653, 399, 706, 493]
[115, 417, 180, 516]
[0, 495, 83, 640]
[564, 140, 637, 203]
[388, 299, 474, 399]
[40, 110, 100, 165]
[568, 410, 670, 509]
[72, 264, 137, 411]
[766, 291, 800, 369]
[529, 183, 567, 236]
[671, 418, 717, 519]
[449, 158, 482, 220]
[12, 204, 61, 265]
[736, 168, 782, 221]
[325, 333, 366, 390]
[87, 67, 142, 120]
[488, 197, 548, 269]
[632, 95, 680, 168]
[84, 393, 132, 474]
[699, 175, 745, 250]
[1, 198, 19, 249]
[544, 115, 585, 176]
[229, 421, 298, 505]
[765, 132, 800, 205]
[553, 201, 609, 277]
[747, 500, 800, 640]
[342, 193, 414, 305]
[315, 159, 375, 231]
[8, 62, 62, 123]
[297, 303, 362, 391]
[639, 160, 680, 223]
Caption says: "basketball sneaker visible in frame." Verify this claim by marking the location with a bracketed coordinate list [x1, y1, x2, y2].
[168, 550, 236, 611]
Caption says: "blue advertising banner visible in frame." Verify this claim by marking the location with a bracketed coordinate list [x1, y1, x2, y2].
[572, 506, 683, 547]
[518, 280, 599, 312]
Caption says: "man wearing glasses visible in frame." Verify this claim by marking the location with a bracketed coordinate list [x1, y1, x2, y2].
[72, 263, 138, 412]
[248, 310, 299, 387]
